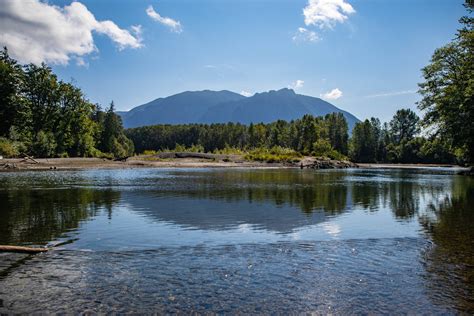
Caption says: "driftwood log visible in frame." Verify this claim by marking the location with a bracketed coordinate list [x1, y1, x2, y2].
[20, 154, 39, 164]
[0, 245, 49, 254]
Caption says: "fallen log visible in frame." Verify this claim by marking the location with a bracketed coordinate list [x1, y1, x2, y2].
[114, 156, 129, 162]
[0, 245, 48, 254]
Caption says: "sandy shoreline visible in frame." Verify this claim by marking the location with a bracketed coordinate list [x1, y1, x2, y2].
[0, 157, 289, 171]
[0, 157, 467, 172]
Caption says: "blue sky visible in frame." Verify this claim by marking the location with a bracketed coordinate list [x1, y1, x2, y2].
[1, 0, 467, 122]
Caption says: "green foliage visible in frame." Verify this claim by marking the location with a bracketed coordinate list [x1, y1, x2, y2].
[350, 119, 378, 162]
[126, 113, 350, 161]
[96, 102, 134, 158]
[418, 4, 474, 163]
[389, 109, 420, 144]
[325, 113, 349, 155]
[32, 131, 57, 158]
[0, 47, 29, 138]
[244, 147, 302, 163]
[142, 150, 157, 155]
[213, 146, 245, 155]
[419, 137, 456, 164]
[312, 139, 347, 160]
[174, 143, 205, 152]
[0, 49, 133, 158]
[0, 137, 20, 157]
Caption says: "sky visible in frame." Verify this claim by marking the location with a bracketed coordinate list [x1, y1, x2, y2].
[0, 0, 467, 122]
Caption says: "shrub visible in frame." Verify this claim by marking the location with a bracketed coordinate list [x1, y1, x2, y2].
[244, 147, 302, 163]
[213, 146, 245, 155]
[0, 137, 20, 157]
[171, 144, 205, 153]
[142, 149, 157, 155]
[312, 139, 347, 160]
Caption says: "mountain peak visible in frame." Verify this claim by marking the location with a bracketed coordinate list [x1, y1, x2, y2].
[273, 88, 296, 95]
[119, 89, 360, 131]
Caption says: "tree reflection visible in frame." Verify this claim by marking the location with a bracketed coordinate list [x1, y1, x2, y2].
[419, 176, 474, 313]
[0, 188, 120, 246]
[167, 170, 350, 214]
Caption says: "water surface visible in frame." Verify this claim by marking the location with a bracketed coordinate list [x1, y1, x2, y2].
[0, 168, 472, 313]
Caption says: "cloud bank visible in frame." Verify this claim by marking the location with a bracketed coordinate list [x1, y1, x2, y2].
[146, 5, 182, 33]
[303, 0, 355, 29]
[321, 88, 342, 100]
[0, 0, 142, 65]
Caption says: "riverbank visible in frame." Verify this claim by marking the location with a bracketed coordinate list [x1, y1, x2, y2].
[0, 154, 357, 171]
[358, 163, 468, 170]
[1, 155, 467, 172]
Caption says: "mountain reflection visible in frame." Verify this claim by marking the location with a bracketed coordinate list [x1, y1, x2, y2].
[0, 169, 469, 240]
[120, 169, 455, 233]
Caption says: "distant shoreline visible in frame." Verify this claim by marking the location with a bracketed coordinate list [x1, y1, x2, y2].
[357, 163, 466, 170]
[0, 156, 468, 173]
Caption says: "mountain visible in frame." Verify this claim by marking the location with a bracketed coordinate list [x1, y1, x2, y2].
[120, 90, 245, 128]
[120, 88, 360, 130]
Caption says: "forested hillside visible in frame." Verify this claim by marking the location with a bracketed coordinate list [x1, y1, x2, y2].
[125, 108, 460, 164]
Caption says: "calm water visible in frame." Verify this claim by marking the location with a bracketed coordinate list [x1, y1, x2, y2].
[0, 168, 473, 313]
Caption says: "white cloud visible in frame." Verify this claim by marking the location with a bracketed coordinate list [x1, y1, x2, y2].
[146, 5, 182, 33]
[288, 80, 305, 90]
[0, 0, 142, 65]
[321, 88, 342, 99]
[303, 0, 355, 29]
[240, 90, 253, 97]
[292, 27, 320, 42]
[365, 90, 417, 98]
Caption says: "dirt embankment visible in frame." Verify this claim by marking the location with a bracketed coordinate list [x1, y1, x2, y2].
[0, 152, 359, 171]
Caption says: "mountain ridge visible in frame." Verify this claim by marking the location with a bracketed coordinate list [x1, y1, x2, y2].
[119, 88, 360, 131]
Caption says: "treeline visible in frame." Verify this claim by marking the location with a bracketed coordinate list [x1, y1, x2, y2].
[126, 108, 459, 164]
[0, 48, 133, 158]
[126, 113, 349, 159]
[351, 109, 456, 164]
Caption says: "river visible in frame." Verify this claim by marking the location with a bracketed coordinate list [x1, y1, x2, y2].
[0, 168, 472, 313]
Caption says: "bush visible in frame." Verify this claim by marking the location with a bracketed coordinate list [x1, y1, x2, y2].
[0, 137, 20, 157]
[172, 144, 205, 153]
[213, 146, 245, 155]
[142, 149, 157, 155]
[312, 139, 347, 160]
[244, 147, 302, 163]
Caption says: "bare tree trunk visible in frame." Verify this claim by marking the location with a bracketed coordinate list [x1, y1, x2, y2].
[0, 245, 48, 254]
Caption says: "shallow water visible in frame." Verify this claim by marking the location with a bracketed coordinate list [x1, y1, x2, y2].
[0, 168, 473, 313]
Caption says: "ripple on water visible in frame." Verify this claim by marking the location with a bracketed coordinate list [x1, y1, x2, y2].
[0, 238, 468, 314]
